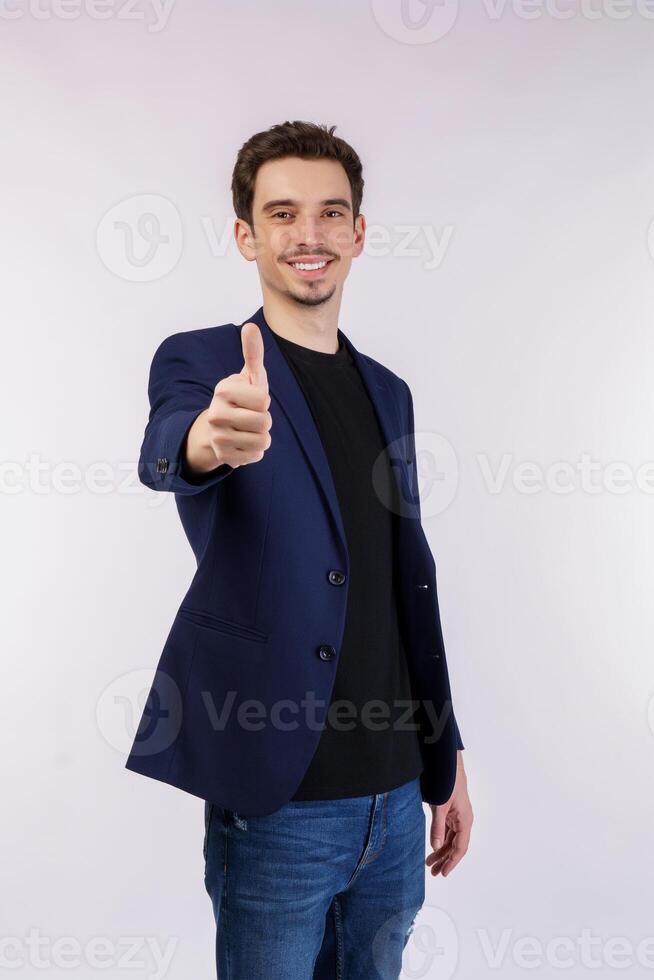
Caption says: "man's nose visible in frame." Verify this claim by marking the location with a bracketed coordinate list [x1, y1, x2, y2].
[294, 215, 323, 246]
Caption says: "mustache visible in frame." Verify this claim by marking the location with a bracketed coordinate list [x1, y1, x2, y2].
[284, 254, 336, 262]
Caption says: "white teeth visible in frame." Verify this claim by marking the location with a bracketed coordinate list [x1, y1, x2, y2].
[291, 261, 328, 271]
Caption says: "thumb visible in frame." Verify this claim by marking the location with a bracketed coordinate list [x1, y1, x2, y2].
[239, 321, 267, 387]
[431, 805, 447, 852]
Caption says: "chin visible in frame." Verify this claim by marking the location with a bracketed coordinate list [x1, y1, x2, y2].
[287, 284, 337, 308]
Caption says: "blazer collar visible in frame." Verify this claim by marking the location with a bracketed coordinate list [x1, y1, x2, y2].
[240, 306, 406, 557]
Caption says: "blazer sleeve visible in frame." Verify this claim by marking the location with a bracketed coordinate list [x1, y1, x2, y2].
[137, 330, 236, 496]
[402, 379, 465, 752]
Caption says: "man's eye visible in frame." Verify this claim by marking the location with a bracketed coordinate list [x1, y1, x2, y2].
[273, 211, 292, 219]
[325, 211, 343, 218]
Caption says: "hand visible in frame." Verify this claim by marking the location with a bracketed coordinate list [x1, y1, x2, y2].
[425, 753, 473, 877]
[187, 321, 273, 473]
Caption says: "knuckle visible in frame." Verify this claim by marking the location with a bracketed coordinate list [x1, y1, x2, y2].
[207, 409, 223, 428]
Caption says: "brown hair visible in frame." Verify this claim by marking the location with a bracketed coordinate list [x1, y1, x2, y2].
[231, 120, 364, 229]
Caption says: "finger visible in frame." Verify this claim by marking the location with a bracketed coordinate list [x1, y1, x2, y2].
[240, 321, 267, 388]
[437, 836, 469, 877]
[430, 806, 449, 853]
[425, 826, 455, 866]
[441, 848, 465, 876]
[429, 841, 456, 876]
[426, 838, 456, 874]
[209, 426, 271, 455]
[432, 827, 456, 854]
[210, 405, 272, 435]
[215, 377, 271, 412]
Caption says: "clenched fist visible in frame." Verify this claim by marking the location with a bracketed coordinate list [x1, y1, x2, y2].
[185, 321, 273, 475]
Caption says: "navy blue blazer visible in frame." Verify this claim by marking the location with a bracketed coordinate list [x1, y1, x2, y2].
[125, 305, 464, 816]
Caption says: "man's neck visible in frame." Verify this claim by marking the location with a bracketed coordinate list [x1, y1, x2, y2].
[260, 294, 341, 354]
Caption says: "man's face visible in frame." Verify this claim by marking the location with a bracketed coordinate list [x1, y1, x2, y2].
[237, 156, 365, 308]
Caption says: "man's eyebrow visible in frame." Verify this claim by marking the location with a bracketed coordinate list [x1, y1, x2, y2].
[261, 198, 352, 213]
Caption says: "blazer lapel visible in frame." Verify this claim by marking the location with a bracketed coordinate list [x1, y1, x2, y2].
[241, 307, 409, 554]
[346, 337, 414, 520]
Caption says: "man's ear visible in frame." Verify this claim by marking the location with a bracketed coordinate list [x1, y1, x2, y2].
[352, 212, 366, 258]
[234, 217, 258, 263]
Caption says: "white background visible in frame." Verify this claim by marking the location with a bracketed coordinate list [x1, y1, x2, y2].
[2, 1, 653, 977]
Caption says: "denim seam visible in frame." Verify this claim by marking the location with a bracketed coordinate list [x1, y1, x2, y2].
[333, 895, 345, 980]
[203, 802, 214, 867]
[359, 792, 390, 870]
[223, 819, 231, 979]
[344, 795, 381, 887]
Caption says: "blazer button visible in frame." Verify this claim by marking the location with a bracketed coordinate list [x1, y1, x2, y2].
[156, 457, 169, 475]
[318, 644, 336, 661]
[327, 569, 346, 585]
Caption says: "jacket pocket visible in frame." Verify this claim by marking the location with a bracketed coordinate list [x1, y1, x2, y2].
[178, 606, 268, 643]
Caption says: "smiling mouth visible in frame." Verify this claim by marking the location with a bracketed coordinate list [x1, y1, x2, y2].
[286, 258, 334, 279]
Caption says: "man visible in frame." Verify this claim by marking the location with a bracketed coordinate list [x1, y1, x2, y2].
[126, 120, 473, 979]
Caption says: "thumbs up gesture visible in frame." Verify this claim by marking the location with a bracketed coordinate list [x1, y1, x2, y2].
[186, 322, 273, 475]
[239, 319, 268, 388]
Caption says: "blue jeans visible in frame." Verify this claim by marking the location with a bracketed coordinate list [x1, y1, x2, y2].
[203, 775, 426, 979]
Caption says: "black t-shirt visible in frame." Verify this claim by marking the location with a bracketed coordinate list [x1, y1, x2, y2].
[271, 327, 424, 800]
